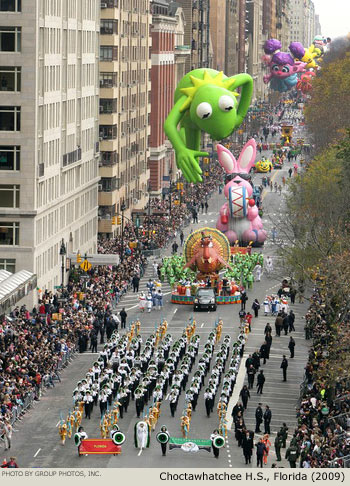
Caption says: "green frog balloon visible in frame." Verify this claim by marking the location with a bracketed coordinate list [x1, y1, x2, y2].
[164, 69, 253, 183]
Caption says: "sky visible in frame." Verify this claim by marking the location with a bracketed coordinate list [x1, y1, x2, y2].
[313, 0, 350, 39]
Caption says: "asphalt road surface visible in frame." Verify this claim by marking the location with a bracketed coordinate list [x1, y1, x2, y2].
[6, 140, 310, 468]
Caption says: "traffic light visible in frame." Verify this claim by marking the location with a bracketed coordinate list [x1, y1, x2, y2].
[77, 253, 82, 263]
[112, 217, 116, 225]
[117, 216, 122, 225]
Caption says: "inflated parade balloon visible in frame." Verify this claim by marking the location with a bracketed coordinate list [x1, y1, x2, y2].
[164, 69, 253, 183]
[262, 39, 307, 92]
[296, 71, 316, 95]
[289, 42, 321, 70]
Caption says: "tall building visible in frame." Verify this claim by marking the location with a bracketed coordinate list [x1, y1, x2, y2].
[225, 0, 240, 76]
[176, 0, 212, 72]
[148, 0, 177, 194]
[238, 0, 246, 72]
[314, 14, 322, 36]
[276, 0, 291, 48]
[98, 0, 152, 237]
[210, 0, 226, 71]
[0, 0, 100, 301]
[262, 0, 277, 38]
[289, 0, 316, 46]
[246, 0, 267, 100]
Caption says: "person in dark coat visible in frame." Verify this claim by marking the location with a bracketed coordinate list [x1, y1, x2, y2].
[242, 431, 254, 464]
[275, 313, 283, 336]
[259, 343, 268, 365]
[252, 350, 260, 370]
[119, 308, 127, 329]
[89, 330, 98, 353]
[265, 333, 272, 359]
[247, 365, 256, 389]
[264, 405, 272, 434]
[288, 310, 295, 332]
[234, 416, 245, 447]
[274, 433, 283, 461]
[78, 332, 86, 353]
[245, 354, 254, 370]
[288, 337, 295, 358]
[281, 355, 288, 381]
[282, 315, 289, 335]
[257, 370, 265, 394]
[239, 385, 250, 409]
[256, 438, 267, 467]
[252, 299, 260, 317]
[290, 288, 296, 304]
[280, 423, 289, 448]
[132, 275, 140, 292]
[241, 290, 248, 310]
[231, 402, 244, 420]
[255, 403, 263, 432]
[264, 322, 272, 335]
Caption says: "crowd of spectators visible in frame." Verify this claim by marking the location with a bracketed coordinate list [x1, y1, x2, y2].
[0, 164, 225, 428]
[288, 290, 350, 467]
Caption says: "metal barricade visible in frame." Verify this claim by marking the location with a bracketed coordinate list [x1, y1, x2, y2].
[329, 454, 350, 468]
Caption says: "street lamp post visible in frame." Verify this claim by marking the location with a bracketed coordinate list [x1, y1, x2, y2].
[59, 239, 66, 289]
[120, 201, 126, 263]
[169, 167, 173, 216]
[147, 182, 152, 238]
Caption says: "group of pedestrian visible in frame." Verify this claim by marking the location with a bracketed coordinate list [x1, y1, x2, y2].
[138, 280, 164, 313]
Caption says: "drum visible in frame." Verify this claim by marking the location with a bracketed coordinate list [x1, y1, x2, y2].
[228, 186, 249, 218]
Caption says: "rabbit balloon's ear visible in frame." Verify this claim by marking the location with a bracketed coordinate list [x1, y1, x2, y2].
[217, 144, 237, 174]
[237, 139, 257, 172]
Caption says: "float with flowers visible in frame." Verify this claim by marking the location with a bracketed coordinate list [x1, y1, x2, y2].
[160, 228, 263, 305]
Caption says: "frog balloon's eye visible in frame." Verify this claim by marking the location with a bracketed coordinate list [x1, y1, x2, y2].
[282, 66, 290, 73]
[218, 95, 234, 112]
[196, 102, 212, 120]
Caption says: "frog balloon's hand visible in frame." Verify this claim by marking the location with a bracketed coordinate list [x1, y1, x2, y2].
[176, 148, 208, 183]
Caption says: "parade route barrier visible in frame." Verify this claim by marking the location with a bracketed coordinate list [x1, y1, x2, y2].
[79, 439, 122, 455]
[171, 293, 241, 305]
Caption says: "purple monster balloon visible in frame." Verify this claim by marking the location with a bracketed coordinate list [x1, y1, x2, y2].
[262, 38, 307, 92]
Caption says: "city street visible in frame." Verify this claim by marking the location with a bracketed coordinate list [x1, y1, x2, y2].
[6, 145, 311, 468]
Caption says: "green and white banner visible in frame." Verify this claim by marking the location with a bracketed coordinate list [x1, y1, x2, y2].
[169, 437, 212, 453]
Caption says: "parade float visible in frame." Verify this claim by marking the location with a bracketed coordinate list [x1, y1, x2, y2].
[255, 158, 273, 172]
[167, 228, 263, 305]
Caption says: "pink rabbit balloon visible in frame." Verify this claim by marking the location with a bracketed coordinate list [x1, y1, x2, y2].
[216, 139, 267, 245]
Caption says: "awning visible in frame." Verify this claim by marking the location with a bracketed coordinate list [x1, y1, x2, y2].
[0, 270, 37, 312]
[0, 270, 12, 284]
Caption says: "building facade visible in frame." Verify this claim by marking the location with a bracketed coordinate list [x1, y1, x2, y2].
[148, 0, 176, 194]
[225, 0, 239, 76]
[210, 0, 226, 72]
[98, 0, 151, 237]
[176, 0, 212, 72]
[289, 0, 316, 46]
[0, 0, 100, 301]
[246, 0, 267, 101]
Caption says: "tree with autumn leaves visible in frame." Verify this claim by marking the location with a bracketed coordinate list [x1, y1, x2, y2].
[305, 36, 350, 152]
